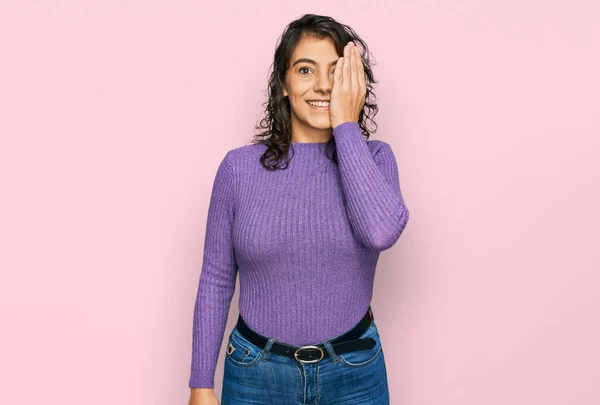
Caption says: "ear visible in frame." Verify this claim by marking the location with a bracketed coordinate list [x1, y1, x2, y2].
[282, 85, 288, 98]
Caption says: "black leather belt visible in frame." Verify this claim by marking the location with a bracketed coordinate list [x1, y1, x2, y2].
[235, 306, 377, 364]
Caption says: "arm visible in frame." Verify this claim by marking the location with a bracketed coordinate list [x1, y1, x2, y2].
[189, 150, 238, 388]
[332, 121, 410, 251]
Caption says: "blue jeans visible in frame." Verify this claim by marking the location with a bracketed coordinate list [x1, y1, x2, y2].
[221, 317, 390, 405]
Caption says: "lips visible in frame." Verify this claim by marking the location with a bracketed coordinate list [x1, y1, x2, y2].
[306, 100, 330, 112]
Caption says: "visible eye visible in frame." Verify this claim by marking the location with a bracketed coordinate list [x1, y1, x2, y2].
[298, 67, 336, 75]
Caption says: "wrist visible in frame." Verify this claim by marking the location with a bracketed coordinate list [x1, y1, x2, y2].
[191, 387, 214, 394]
[332, 120, 358, 130]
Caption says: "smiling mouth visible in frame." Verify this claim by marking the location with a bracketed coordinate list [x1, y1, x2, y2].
[306, 100, 330, 111]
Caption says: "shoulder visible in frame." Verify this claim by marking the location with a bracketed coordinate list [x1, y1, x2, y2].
[220, 142, 268, 171]
[230, 141, 268, 156]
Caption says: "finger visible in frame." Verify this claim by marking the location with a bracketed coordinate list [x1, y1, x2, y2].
[350, 44, 358, 91]
[334, 56, 343, 88]
[343, 43, 351, 90]
[357, 50, 366, 91]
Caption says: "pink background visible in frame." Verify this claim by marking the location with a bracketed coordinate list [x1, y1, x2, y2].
[1, 1, 598, 404]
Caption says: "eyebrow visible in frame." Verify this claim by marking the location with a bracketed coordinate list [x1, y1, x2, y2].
[292, 58, 339, 67]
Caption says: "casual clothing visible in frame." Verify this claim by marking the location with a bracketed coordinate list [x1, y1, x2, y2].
[222, 310, 389, 404]
[189, 121, 409, 388]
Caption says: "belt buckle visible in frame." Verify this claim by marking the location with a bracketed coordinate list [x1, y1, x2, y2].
[294, 345, 324, 364]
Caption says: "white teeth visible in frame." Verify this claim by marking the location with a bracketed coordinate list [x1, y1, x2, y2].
[308, 101, 329, 107]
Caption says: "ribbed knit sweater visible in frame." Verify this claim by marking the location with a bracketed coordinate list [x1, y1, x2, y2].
[189, 121, 410, 388]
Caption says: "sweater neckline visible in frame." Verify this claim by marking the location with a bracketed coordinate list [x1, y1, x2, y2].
[287, 140, 330, 164]
[290, 141, 329, 145]
[290, 140, 329, 154]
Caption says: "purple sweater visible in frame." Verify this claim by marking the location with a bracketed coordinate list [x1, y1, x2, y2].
[189, 121, 409, 388]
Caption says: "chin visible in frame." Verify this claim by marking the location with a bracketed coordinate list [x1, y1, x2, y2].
[308, 119, 332, 129]
[308, 125, 331, 131]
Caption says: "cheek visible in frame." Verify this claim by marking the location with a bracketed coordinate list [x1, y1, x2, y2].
[291, 96, 307, 110]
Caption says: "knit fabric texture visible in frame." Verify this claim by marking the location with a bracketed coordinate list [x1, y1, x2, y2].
[189, 121, 410, 388]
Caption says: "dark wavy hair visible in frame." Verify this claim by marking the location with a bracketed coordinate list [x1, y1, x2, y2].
[249, 13, 379, 170]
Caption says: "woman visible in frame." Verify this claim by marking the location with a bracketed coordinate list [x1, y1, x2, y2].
[189, 13, 409, 405]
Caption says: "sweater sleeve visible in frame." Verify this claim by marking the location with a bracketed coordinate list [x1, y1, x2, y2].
[189, 150, 238, 388]
[332, 121, 410, 251]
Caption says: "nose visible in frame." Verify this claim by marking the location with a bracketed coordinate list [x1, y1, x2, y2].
[314, 69, 333, 94]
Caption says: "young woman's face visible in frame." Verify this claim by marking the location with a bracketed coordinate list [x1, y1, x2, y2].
[283, 36, 340, 134]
